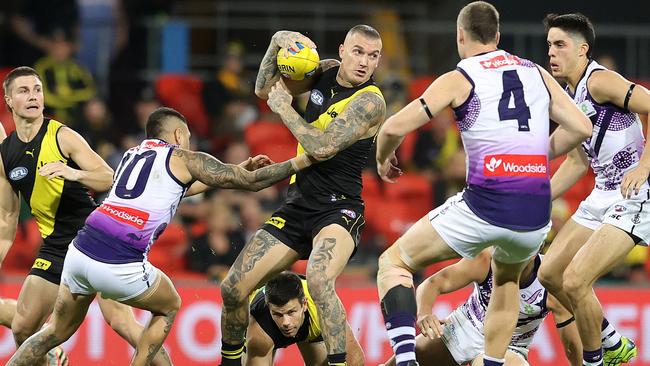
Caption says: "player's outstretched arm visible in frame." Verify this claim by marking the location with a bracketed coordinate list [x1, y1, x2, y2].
[243, 319, 275, 366]
[538, 66, 592, 160]
[268, 80, 385, 161]
[415, 249, 491, 339]
[255, 30, 317, 99]
[550, 147, 589, 201]
[184, 154, 274, 197]
[173, 148, 313, 192]
[588, 73, 650, 197]
[40, 126, 114, 192]
[0, 160, 19, 265]
[547, 294, 582, 366]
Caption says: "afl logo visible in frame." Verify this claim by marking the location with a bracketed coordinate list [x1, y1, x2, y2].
[9, 167, 28, 181]
[310, 89, 324, 105]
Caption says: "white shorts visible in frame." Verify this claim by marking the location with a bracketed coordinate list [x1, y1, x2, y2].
[428, 193, 550, 264]
[441, 308, 528, 365]
[61, 242, 159, 302]
[572, 188, 650, 245]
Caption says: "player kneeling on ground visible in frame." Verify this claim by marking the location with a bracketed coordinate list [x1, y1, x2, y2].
[244, 271, 363, 366]
[381, 249, 584, 366]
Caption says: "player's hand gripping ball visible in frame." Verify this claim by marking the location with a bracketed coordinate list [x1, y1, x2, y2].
[277, 42, 320, 81]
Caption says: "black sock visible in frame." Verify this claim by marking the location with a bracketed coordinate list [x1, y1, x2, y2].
[327, 352, 347, 365]
[221, 341, 245, 366]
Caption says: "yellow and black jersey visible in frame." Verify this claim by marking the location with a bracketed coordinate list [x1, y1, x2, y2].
[0, 119, 97, 250]
[249, 279, 323, 349]
[288, 66, 384, 205]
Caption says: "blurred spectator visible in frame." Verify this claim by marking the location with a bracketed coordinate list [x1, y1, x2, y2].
[410, 114, 460, 206]
[596, 54, 618, 72]
[7, 0, 79, 66]
[187, 197, 245, 282]
[77, 0, 128, 96]
[203, 41, 258, 150]
[34, 35, 96, 126]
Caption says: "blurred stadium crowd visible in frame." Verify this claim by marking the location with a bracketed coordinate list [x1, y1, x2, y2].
[0, 0, 648, 287]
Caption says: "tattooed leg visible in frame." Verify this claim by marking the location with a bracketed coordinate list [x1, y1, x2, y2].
[7, 285, 95, 366]
[98, 298, 173, 366]
[306, 225, 355, 356]
[220, 229, 300, 344]
[130, 311, 177, 366]
[123, 271, 181, 366]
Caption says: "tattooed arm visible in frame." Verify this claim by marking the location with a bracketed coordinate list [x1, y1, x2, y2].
[267, 81, 386, 161]
[171, 149, 313, 192]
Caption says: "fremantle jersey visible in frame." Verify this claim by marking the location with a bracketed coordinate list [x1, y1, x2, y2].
[454, 50, 551, 230]
[568, 60, 645, 191]
[459, 255, 548, 350]
[74, 139, 188, 264]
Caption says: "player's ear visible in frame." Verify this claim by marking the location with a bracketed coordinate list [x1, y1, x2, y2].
[4, 95, 11, 112]
[578, 42, 589, 58]
[495, 31, 500, 45]
[339, 44, 345, 59]
[173, 127, 183, 144]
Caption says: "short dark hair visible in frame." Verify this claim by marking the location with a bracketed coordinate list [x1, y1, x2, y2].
[145, 107, 187, 139]
[457, 1, 500, 44]
[347, 24, 381, 40]
[544, 13, 595, 58]
[265, 272, 305, 307]
[3, 67, 43, 112]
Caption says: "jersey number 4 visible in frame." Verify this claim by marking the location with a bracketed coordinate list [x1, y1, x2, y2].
[114, 150, 157, 199]
[498, 70, 531, 132]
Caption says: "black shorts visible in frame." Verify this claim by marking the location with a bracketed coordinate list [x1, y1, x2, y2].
[29, 244, 68, 285]
[261, 199, 365, 259]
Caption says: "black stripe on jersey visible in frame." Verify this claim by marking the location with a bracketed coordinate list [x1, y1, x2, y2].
[593, 109, 614, 156]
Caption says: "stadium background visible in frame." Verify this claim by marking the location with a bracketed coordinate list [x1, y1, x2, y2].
[0, 0, 649, 364]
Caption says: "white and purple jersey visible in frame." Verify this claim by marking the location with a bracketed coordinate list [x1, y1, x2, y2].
[454, 50, 551, 230]
[459, 255, 548, 350]
[569, 60, 646, 191]
[74, 139, 188, 264]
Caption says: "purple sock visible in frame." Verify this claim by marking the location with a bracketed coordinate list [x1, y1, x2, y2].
[384, 312, 416, 366]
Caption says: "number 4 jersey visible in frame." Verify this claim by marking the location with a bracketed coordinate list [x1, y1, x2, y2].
[74, 139, 187, 263]
[454, 50, 551, 230]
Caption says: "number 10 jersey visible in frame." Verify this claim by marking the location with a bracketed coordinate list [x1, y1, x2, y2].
[74, 139, 188, 264]
[454, 50, 551, 231]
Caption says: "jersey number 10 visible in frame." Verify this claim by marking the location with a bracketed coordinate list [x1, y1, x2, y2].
[114, 150, 157, 199]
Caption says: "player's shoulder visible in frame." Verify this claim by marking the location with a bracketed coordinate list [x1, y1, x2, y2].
[587, 68, 628, 92]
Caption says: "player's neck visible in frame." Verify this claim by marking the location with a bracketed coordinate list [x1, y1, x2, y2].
[14, 114, 44, 142]
[464, 44, 498, 59]
[566, 57, 590, 93]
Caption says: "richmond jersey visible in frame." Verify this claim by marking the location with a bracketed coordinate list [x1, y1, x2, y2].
[459, 255, 548, 350]
[569, 60, 646, 191]
[288, 66, 383, 205]
[454, 50, 551, 230]
[74, 139, 187, 263]
[0, 119, 96, 250]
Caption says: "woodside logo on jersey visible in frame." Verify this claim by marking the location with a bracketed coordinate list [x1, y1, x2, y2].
[480, 54, 522, 69]
[483, 154, 547, 177]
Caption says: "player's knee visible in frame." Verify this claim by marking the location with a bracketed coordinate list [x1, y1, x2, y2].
[168, 292, 182, 314]
[11, 316, 39, 344]
[377, 248, 414, 288]
[537, 262, 562, 293]
[305, 272, 332, 300]
[562, 268, 586, 301]
[220, 277, 246, 308]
